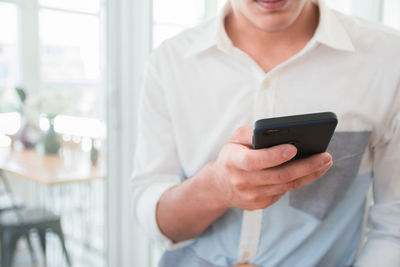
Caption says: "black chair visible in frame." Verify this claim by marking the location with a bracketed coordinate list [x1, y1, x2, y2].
[0, 171, 71, 267]
[0, 189, 23, 213]
[0, 171, 37, 265]
[0, 208, 71, 267]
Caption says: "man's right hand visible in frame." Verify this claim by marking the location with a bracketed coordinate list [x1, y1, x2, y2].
[209, 126, 333, 210]
[156, 125, 333, 242]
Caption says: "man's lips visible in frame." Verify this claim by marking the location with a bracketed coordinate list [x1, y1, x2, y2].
[255, 0, 288, 11]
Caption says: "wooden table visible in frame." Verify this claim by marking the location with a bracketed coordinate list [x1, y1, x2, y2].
[0, 148, 105, 186]
[0, 147, 106, 265]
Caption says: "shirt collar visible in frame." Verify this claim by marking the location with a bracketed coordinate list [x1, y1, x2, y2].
[184, 0, 355, 58]
[313, 0, 355, 52]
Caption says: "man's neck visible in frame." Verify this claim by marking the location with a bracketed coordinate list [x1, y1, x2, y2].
[225, 2, 319, 72]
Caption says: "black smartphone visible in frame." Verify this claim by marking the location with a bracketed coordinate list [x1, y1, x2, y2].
[252, 112, 338, 159]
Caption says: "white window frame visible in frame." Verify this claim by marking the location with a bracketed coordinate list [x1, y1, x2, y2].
[0, 0, 38, 92]
[382, 0, 400, 30]
[0, 0, 104, 95]
[105, 0, 153, 266]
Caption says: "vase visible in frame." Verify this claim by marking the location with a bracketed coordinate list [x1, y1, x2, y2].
[43, 120, 61, 154]
[15, 117, 40, 150]
[90, 139, 99, 166]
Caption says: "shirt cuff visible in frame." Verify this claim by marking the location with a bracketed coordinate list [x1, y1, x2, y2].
[136, 181, 195, 250]
[354, 238, 400, 267]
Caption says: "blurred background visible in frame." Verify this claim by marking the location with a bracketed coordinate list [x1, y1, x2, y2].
[0, 0, 398, 266]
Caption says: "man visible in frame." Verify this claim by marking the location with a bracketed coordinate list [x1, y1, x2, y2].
[131, 0, 400, 266]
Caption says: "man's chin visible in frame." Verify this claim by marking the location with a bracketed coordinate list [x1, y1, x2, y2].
[254, 17, 295, 32]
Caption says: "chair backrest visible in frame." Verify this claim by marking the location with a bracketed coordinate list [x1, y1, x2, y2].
[0, 170, 24, 221]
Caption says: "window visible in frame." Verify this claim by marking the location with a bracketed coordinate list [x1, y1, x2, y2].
[0, 2, 18, 88]
[152, 0, 205, 48]
[39, 0, 100, 13]
[0, 2, 18, 112]
[0, 2, 19, 140]
[382, 0, 400, 30]
[0, 1, 107, 266]
[39, 1, 102, 119]
[325, 0, 352, 14]
[0, 0, 104, 133]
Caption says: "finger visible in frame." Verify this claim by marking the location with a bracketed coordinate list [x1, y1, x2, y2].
[229, 126, 253, 147]
[229, 143, 297, 171]
[249, 152, 332, 185]
[255, 161, 332, 196]
[266, 193, 285, 206]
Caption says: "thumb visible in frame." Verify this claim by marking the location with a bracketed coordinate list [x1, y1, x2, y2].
[229, 126, 253, 148]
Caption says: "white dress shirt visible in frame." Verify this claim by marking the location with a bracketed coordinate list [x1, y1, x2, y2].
[131, 0, 400, 266]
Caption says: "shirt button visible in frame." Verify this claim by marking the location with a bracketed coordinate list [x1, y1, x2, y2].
[262, 80, 270, 89]
[242, 250, 251, 260]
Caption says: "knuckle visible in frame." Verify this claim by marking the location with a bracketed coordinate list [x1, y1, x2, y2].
[276, 169, 290, 183]
[230, 176, 241, 187]
[245, 192, 259, 203]
[219, 160, 230, 176]
[241, 152, 254, 171]
[231, 175, 247, 190]
[287, 179, 301, 191]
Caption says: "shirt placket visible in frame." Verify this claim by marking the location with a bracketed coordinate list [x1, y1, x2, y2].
[253, 76, 277, 119]
[237, 75, 278, 264]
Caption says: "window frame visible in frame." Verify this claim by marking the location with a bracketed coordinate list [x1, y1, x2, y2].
[0, 0, 104, 98]
[105, 0, 153, 266]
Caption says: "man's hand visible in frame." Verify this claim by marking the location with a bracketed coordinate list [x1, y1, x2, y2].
[209, 126, 333, 210]
[156, 126, 333, 242]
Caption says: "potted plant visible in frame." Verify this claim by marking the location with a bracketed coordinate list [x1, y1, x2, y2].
[13, 87, 41, 149]
[24, 90, 74, 154]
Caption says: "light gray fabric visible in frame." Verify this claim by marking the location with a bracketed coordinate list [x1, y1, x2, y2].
[159, 246, 225, 267]
[289, 131, 371, 220]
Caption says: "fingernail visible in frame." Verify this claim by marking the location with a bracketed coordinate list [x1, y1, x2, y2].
[321, 154, 331, 165]
[283, 147, 296, 159]
[323, 161, 332, 168]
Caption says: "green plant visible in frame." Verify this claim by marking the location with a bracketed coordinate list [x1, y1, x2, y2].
[15, 87, 27, 104]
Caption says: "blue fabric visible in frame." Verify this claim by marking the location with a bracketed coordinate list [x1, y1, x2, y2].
[159, 172, 372, 267]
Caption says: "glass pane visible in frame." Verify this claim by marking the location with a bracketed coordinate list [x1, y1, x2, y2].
[325, 0, 352, 15]
[218, 0, 227, 11]
[153, 0, 205, 25]
[39, 0, 100, 14]
[382, 0, 400, 30]
[39, 9, 100, 84]
[153, 23, 186, 48]
[0, 2, 18, 90]
[40, 82, 103, 118]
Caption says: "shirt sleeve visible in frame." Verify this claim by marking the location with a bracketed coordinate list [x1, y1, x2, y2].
[354, 84, 400, 266]
[130, 56, 194, 250]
